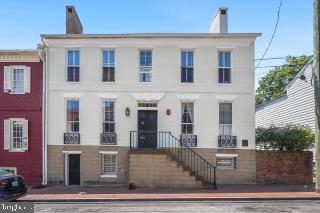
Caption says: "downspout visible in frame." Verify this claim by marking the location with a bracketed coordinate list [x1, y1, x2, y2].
[39, 39, 48, 186]
[44, 44, 48, 186]
[38, 49, 46, 186]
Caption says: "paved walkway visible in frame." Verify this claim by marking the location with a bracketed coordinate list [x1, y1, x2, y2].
[19, 184, 320, 202]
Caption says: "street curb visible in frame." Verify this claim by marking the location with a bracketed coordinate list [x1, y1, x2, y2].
[18, 196, 320, 202]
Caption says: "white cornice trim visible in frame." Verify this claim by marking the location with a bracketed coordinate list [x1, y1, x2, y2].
[213, 94, 237, 102]
[0, 52, 40, 62]
[98, 94, 119, 99]
[131, 93, 165, 101]
[176, 94, 200, 102]
[61, 93, 83, 98]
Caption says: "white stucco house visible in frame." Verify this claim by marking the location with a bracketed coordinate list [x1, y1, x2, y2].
[256, 60, 315, 131]
[42, 6, 260, 187]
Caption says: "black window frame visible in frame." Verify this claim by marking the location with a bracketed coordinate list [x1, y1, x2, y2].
[67, 50, 80, 82]
[219, 102, 232, 136]
[181, 51, 194, 83]
[66, 99, 80, 133]
[102, 50, 115, 82]
[218, 51, 231, 84]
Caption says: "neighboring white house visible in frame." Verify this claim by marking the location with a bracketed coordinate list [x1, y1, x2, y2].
[42, 6, 260, 186]
[256, 60, 315, 131]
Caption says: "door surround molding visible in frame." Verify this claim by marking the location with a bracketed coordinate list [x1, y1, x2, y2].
[64, 152, 81, 186]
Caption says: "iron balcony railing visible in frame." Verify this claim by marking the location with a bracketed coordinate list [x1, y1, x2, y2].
[180, 134, 197, 147]
[130, 131, 216, 189]
[100, 132, 117, 145]
[218, 135, 237, 148]
[64, 132, 80, 144]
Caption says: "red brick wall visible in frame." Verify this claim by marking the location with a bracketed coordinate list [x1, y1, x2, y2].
[0, 61, 43, 186]
[256, 151, 313, 184]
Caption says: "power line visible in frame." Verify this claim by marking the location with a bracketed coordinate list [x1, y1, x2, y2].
[255, 57, 287, 61]
[256, 64, 309, 69]
[256, 0, 283, 68]
[255, 61, 313, 77]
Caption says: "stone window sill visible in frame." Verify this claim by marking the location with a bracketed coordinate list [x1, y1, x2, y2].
[101, 174, 117, 178]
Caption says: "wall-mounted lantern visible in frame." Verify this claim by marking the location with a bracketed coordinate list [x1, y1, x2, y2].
[125, 107, 130, 117]
[166, 109, 171, 116]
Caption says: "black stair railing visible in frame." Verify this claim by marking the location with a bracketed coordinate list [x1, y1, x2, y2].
[129, 131, 217, 189]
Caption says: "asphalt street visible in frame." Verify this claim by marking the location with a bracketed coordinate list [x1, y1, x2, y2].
[34, 200, 320, 213]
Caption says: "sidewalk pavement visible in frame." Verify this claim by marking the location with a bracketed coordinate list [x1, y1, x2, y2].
[19, 184, 320, 202]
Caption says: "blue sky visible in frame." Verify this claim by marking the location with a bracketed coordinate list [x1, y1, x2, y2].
[0, 0, 312, 86]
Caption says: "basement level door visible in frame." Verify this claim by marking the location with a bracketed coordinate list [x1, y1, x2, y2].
[138, 110, 157, 149]
[68, 154, 80, 185]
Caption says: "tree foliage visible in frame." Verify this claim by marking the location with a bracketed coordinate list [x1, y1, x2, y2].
[256, 125, 314, 152]
[37, 43, 45, 50]
[255, 55, 311, 105]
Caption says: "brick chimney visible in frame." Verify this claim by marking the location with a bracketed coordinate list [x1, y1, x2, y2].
[66, 6, 83, 34]
[209, 8, 228, 33]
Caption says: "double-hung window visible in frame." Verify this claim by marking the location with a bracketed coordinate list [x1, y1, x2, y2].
[102, 100, 115, 133]
[67, 50, 80, 82]
[181, 103, 194, 135]
[3, 66, 30, 94]
[12, 69, 25, 93]
[216, 157, 236, 169]
[12, 121, 24, 149]
[218, 51, 231, 84]
[101, 152, 117, 177]
[66, 100, 80, 132]
[181, 51, 194, 83]
[139, 50, 152, 82]
[3, 119, 28, 152]
[102, 50, 115, 82]
[219, 103, 232, 135]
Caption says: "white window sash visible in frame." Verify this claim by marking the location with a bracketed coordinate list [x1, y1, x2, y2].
[218, 51, 232, 69]
[101, 153, 117, 177]
[66, 100, 80, 133]
[103, 50, 115, 67]
[181, 103, 194, 134]
[67, 50, 80, 67]
[102, 100, 115, 133]
[5, 119, 28, 152]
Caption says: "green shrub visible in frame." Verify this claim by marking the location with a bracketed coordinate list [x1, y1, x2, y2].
[256, 124, 314, 151]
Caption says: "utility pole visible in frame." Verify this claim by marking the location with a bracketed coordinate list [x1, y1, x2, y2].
[314, 0, 320, 193]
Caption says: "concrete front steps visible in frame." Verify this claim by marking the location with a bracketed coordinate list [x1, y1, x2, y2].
[128, 150, 209, 189]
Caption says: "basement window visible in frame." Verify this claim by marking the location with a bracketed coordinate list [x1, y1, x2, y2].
[216, 154, 238, 169]
[100, 152, 117, 178]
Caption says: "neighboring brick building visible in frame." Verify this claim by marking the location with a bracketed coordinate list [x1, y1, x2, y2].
[0, 50, 44, 186]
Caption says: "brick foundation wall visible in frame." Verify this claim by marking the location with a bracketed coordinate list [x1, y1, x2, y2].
[194, 148, 256, 184]
[48, 146, 257, 186]
[256, 151, 313, 184]
[48, 145, 129, 186]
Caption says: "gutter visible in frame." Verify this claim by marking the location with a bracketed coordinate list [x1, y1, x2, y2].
[40, 33, 262, 39]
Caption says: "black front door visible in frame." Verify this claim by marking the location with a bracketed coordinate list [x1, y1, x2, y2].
[138, 110, 157, 149]
[68, 154, 80, 185]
